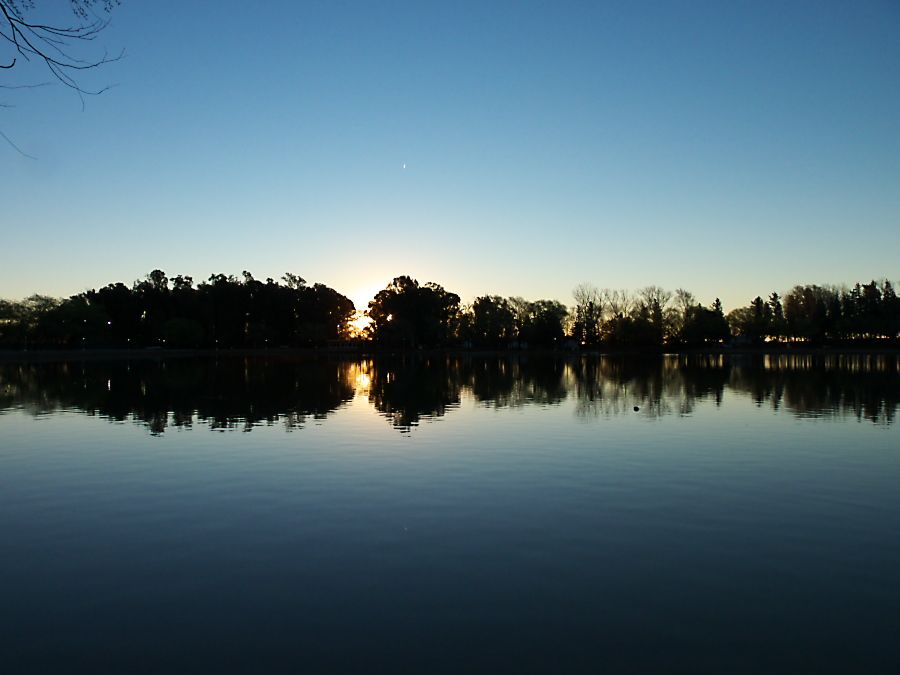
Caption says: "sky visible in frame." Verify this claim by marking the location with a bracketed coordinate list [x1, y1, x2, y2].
[2, 0, 898, 312]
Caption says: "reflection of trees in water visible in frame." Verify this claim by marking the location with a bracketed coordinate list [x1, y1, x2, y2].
[0, 353, 896, 432]
[0, 357, 356, 434]
[461, 356, 568, 409]
[366, 356, 568, 430]
[365, 356, 461, 432]
[568, 355, 729, 419]
[567, 354, 898, 425]
[728, 354, 900, 425]
[567, 353, 897, 425]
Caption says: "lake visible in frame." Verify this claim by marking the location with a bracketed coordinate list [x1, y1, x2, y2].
[1, 353, 899, 674]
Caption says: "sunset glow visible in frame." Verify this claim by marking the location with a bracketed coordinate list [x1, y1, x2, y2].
[349, 311, 372, 338]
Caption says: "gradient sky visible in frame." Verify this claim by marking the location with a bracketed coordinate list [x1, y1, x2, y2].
[2, 0, 898, 311]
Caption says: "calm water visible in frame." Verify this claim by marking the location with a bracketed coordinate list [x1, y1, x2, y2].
[1, 354, 899, 674]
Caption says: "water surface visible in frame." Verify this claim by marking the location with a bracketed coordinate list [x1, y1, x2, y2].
[1, 354, 899, 673]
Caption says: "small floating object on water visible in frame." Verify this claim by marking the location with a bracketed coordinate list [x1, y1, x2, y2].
[633, 406, 640, 412]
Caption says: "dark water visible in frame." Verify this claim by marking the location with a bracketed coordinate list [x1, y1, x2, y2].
[1, 354, 899, 674]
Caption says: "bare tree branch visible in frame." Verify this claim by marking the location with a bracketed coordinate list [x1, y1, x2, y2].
[1, 1, 121, 154]
[0, 127, 35, 158]
[0, 0, 122, 95]
[0, 80, 51, 88]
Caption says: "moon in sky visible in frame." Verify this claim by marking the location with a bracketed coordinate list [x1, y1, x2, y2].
[402, 163, 407, 169]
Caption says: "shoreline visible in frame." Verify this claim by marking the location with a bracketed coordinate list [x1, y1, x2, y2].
[2, 344, 899, 364]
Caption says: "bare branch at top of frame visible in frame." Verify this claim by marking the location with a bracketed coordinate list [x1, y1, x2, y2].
[0, 0, 122, 96]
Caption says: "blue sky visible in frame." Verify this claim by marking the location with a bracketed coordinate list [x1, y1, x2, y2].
[2, 0, 898, 311]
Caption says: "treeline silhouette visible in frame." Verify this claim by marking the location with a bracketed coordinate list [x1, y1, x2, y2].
[0, 270, 354, 349]
[1, 354, 897, 432]
[1, 271, 898, 350]
[567, 282, 900, 349]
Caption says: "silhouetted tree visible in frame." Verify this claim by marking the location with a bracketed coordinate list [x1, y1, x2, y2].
[882, 281, 900, 339]
[506, 297, 532, 344]
[518, 299, 568, 347]
[636, 286, 672, 345]
[840, 283, 862, 339]
[861, 280, 882, 338]
[602, 288, 634, 319]
[767, 292, 786, 342]
[784, 285, 837, 343]
[0, 298, 28, 345]
[19, 294, 62, 346]
[470, 295, 516, 347]
[670, 288, 697, 342]
[680, 299, 730, 346]
[572, 283, 603, 347]
[367, 276, 460, 348]
[728, 296, 773, 344]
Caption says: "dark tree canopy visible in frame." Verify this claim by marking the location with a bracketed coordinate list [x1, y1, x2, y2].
[367, 276, 461, 348]
[679, 300, 731, 346]
[0, 270, 355, 349]
[469, 295, 516, 347]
